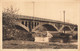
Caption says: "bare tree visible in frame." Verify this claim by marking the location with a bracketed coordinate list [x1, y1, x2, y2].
[3, 5, 19, 15]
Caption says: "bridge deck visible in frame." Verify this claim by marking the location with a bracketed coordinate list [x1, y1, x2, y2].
[15, 15, 77, 26]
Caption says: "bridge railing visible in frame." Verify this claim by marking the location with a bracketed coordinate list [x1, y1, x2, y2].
[47, 31, 75, 34]
[47, 31, 59, 34]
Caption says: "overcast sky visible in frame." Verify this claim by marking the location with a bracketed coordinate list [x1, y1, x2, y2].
[2, 0, 80, 24]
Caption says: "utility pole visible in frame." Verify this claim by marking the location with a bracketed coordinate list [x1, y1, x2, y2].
[63, 10, 65, 34]
[32, 1, 35, 30]
[33, 1, 34, 17]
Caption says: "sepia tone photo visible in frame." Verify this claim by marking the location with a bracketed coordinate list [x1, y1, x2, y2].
[1, 0, 79, 50]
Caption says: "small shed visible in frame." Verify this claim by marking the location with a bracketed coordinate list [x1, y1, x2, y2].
[34, 31, 53, 42]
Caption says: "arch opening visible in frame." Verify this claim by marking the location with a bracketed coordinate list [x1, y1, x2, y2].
[15, 25, 28, 32]
[22, 21, 24, 25]
[62, 26, 71, 31]
[25, 21, 27, 27]
[42, 24, 57, 31]
[74, 27, 77, 31]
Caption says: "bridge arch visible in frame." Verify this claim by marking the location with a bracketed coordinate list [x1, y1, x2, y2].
[15, 25, 28, 32]
[14, 22, 29, 32]
[62, 26, 72, 31]
[32, 23, 58, 32]
[42, 24, 57, 31]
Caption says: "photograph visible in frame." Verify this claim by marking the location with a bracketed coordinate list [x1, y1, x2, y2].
[1, 0, 79, 49]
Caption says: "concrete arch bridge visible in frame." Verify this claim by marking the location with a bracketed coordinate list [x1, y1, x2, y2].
[13, 15, 77, 36]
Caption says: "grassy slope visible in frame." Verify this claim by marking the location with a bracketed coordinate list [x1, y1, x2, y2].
[3, 40, 77, 49]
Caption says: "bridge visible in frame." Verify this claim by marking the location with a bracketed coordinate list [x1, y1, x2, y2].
[13, 14, 78, 35]
[3, 12, 78, 42]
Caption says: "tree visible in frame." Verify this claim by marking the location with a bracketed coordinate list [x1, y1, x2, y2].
[2, 6, 19, 27]
[3, 5, 19, 15]
[3, 6, 20, 40]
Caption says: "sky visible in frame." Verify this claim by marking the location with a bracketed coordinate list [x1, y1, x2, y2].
[2, 0, 80, 25]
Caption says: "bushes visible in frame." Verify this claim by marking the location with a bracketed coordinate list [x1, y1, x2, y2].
[13, 29, 34, 41]
[73, 34, 78, 40]
[3, 26, 34, 41]
[3, 26, 15, 40]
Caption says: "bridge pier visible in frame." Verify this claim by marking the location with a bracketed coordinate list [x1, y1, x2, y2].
[25, 21, 27, 27]
[32, 21, 35, 29]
